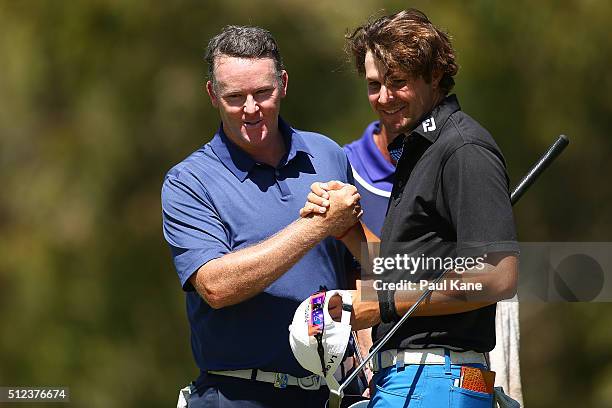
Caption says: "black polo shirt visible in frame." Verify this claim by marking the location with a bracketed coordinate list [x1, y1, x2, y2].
[373, 94, 519, 352]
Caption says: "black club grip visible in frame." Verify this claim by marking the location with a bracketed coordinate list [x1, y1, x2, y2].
[510, 135, 569, 205]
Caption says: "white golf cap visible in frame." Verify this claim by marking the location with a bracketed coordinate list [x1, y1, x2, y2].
[288, 290, 353, 390]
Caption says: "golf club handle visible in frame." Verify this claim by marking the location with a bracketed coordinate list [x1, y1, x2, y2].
[337, 135, 570, 394]
[510, 135, 569, 205]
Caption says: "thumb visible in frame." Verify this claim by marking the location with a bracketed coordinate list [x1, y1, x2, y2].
[326, 180, 346, 190]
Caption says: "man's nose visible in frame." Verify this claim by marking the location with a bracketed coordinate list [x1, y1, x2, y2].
[244, 94, 259, 115]
[378, 85, 393, 104]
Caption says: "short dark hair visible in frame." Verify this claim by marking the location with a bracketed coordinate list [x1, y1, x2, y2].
[204, 25, 284, 87]
[346, 9, 458, 94]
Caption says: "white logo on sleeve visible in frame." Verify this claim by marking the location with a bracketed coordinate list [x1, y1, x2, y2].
[422, 117, 436, 132]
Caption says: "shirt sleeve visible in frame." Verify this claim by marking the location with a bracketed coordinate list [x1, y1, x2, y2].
[345, 154, 356, 185]
[161, 172, 231, 291]
[441, 143, 519, 257]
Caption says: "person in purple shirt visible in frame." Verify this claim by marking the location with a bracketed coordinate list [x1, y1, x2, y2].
[344, 121, 394, 239]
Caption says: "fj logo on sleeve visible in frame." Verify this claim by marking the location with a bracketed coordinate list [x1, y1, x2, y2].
[422, 117, 436, 132]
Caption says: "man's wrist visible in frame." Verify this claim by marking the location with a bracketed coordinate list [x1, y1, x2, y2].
[377, 289, 400, 323]
[301, 213, 334, 239]
[334, 223, 357, 240]
[303, 212, 355, 239]
[352, 297, 382, 330]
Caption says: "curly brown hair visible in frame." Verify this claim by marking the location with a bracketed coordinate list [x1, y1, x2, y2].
[346, 9, 458, 94]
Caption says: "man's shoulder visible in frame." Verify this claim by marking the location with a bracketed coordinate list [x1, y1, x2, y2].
[343, 133, 365, 158]
[440, 109, 502, 156]
[430, 108, 508, 174]
[344, 121, 378, 147]
[164, 143, 216, 185]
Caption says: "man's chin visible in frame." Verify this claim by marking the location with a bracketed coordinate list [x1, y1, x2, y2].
[382, 120, 412, 135]
[241, 127, 267, 144]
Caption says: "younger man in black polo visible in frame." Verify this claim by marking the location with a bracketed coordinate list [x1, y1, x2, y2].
[302, 9, 519, 406]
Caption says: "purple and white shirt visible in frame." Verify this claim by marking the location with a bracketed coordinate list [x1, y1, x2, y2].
[343, 121, 394, 236]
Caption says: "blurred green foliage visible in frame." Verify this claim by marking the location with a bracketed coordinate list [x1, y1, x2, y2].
[1, 1, 611, 407]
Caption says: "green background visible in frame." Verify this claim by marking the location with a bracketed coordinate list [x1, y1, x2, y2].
[1, 1, 611, 406]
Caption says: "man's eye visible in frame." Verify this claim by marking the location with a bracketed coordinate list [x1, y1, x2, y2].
[368, 82, 380, 89]
[256, 89, 272, 95]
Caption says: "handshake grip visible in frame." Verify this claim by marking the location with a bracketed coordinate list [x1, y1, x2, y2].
[319, 184, 362, 238]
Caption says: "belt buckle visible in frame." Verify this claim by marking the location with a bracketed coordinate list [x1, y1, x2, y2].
[297, 374, 321, 390]
[274, 372, 289, 389]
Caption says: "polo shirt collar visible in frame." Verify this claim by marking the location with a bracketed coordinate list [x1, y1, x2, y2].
[387, 95, 461, 163]
[411, 94, 461, 143]
[209, 116, 312, 182]
[280, 117, 314, 165]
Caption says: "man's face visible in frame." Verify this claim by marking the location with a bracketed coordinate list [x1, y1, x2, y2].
[364, 51, 440, 135]
[206, 56, 287, 150]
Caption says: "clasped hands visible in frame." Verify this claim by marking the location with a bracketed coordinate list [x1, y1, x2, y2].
[300, 180, 363, 238]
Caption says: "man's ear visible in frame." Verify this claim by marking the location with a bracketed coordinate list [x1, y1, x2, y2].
[431, 69, 443, 90]
[206, 80, 219, 108]
[279, 70, 288, 98]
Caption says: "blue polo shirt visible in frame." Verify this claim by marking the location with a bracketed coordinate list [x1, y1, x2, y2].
[344, 121, 394, 236]
[162, 118, 352, 377]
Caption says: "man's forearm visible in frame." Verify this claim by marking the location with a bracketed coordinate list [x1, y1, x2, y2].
[396, 255, 517, 316]
[351, 254, 518, 329]
[191, 184, 361, 308]
[191, 216, 329, 309]
[340, 222, 379, 273]
[339, 223, 367, 260]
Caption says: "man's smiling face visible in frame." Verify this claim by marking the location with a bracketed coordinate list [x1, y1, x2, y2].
[207, 56, 287, 152]
[364, 50, 440, 135]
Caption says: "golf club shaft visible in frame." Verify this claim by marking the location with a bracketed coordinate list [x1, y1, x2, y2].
[348, 331, 368, 387]
[351, 332, 365, 366]
[510, 135, 568, 205]
[336, 135, 569, 396]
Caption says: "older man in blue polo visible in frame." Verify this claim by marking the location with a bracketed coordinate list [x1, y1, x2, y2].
[162, 25, 363, 408]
